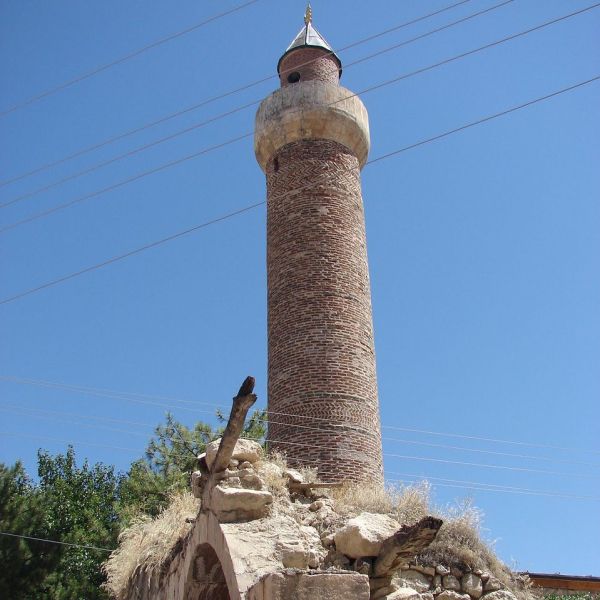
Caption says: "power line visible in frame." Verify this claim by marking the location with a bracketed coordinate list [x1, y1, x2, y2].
[385, 471, 600, 501]
[380, 435, 600, 467]
[0, 402, 155, 428]
[5, 399, 598, 469]
[0, 132, 255, 233]
[0, 0, 260, 118]
[0, 0, 475, 189]
[381, 424, 600, 456]
[0, 374, 229, 413]
[0, 431, 140, 453]
[0, 0, 513, 210]
[0, 406, 158, 438]
[0, 432, 595, 499]
[1, 73, 598, 305]
[383, 452, 600, 479]
[0, 531, 113, 552]
[385, 477, 600, 502]
[2, 2, 592, 231]
[3, 374, 599, 459]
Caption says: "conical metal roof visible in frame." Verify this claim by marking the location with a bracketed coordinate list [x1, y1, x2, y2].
[276, 6, 342, 76]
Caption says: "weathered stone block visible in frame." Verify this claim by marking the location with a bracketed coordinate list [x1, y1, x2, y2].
[334, 512, 400, 558]
[205, 438, 263, 469]
[462, 573, 483, 598]
[210, 485, 272, 522]
[247, 571, 370, 599]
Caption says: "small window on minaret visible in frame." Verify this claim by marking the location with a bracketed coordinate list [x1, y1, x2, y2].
[273, 158, 279, 172]
[287, 72, 301, 84]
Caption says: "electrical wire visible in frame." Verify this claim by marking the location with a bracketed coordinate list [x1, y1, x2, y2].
[0, 0, 261, 118]
[385, 471, 600, 501]
[0, 73, 597, 305]
[0, 531, 113, 552]
[0, 0, 475, 189]
[1, 425, 597, 501]
[385, 477, 600, 501]
[0, 431, 140, 453]
[2, 374, 599, 459]
[2, 3, 594, 232]
[3, 400, 599, 472]
[383, 452, 600, 479]
[0, 0, 513, 209]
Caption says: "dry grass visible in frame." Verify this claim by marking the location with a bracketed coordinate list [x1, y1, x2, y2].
[257, 452, 288, 500]
[103, 491, 199, 600]
[330, 480, 528, 599]
[331, 481, 394, 516]
[330, 480, 430, 523]
[419, 498, 531, 600]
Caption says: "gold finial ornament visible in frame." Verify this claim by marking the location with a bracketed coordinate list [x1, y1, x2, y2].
[304, 2, 312, 25]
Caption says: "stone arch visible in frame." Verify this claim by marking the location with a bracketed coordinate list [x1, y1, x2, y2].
[183, 543, 231, 600]
[178, 512, 242, 600]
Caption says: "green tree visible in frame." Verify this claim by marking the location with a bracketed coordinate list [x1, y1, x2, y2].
[119, 410, 266, 520]
[33, 446, 122, 600]
[0, 462, 61, 599]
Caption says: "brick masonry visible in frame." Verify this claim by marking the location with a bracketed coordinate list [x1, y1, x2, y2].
[279, 46, 340, 88]
[258, 46, 383, 484]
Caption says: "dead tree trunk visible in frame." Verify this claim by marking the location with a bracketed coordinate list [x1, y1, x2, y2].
[200, 376, 257, 511]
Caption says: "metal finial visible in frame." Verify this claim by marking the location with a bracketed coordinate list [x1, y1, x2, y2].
[304, 2, 312, 25]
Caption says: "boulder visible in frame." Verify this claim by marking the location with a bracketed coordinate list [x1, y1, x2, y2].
[481, 591, 517, 600]
[443, 575, 461, 591]
[334, 512, 401, 558]
[205, 437, 263, 469]
[385, 588, 421, 600]
[210, 485, 272, 522]
[396, 570, 431, 592]
[278, 541, 311, 569]
[284, 468, 304, 483]
[483, 577, 503, 592]
[462, 573, 483, 598]
[437, 591, 471, 600]
[411, 565, 436, 577]
[437, 565, 451, 576]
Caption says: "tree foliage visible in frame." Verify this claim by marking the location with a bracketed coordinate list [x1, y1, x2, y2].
[119, 409, 266, 520]
[0, 462, 61, 599]
[0, 409, 267, 597]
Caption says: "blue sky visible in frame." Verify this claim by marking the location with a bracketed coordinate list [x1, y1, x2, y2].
[1, 0, 598, 575]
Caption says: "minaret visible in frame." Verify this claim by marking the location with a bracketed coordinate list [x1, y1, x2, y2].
[254, 7, 383, 484]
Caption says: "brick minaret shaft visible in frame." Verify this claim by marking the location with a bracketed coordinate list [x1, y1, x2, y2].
[254, 11, 383, 484]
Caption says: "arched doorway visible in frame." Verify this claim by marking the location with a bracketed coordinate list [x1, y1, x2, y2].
[184, 543, 232, 600]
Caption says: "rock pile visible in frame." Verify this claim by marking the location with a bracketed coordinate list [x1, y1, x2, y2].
[192, 437, 273, 522]
[189, 439, 524, 600]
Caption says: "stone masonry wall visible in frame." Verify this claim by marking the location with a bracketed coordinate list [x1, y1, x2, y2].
[266, 138, 383, 484]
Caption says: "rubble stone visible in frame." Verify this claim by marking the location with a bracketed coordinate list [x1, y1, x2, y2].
[481, 591, 518, 600]
[205, 437, 263, 469]
[396, 570, 431, 592]
[462, 573, 483, 599]
[334, 512, 400, 558]
[443, 575, 462, 591]
[483, 577, 504, 592]
[437, 590, 471, 600]
[210, 485, 272, 522]
[385, 588, 421, 600]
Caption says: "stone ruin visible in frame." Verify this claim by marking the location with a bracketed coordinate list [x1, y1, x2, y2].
[111, 379, 528, 600]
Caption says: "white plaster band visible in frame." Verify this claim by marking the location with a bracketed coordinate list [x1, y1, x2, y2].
[254, 80, 370, 171]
